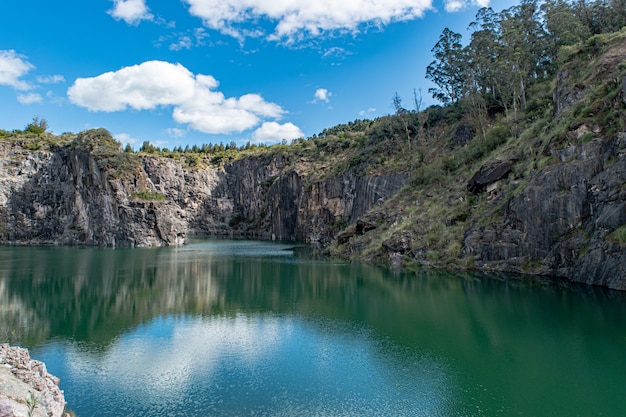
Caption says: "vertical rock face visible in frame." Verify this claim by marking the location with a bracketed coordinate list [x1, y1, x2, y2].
[463, 134, 626, 290]
[0, 142, 195, 247]
[0, 140, 408, 248]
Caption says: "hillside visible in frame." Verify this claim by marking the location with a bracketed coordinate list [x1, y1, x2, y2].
[0, 25, 625, 289]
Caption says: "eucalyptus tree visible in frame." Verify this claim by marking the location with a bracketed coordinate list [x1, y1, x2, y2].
[425, 28, 467, 104]
[541, 0, 589, 70]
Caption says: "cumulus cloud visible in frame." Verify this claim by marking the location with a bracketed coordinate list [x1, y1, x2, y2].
[68, 60, 296, 136]
[252, 122, 304, 143]
[183, 0, 433, 42]
[108, 0, 153, 25]
[17, 93, 42, 104]
[0, 50, 34, 90]
[313, 88, 331, 103]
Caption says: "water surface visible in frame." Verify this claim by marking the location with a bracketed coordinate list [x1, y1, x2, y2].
[1, 240, 625, 416]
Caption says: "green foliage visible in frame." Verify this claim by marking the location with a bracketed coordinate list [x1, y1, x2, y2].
[26, 391, 37, 417]
[70, 128, 141, 176]
[24, 117, 48, 135]
[132, 189, 166, 201]
[426, 28, 466, 104]
[608, 224, 626, 246]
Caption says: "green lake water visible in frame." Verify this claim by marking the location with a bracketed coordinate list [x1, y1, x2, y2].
[1, 239, 625, 416]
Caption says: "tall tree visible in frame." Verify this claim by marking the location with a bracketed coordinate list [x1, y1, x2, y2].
[426, 28, 467, 104]
[542, 0, 589, 70]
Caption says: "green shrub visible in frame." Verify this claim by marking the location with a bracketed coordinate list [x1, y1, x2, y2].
[132, 189, 166, 201]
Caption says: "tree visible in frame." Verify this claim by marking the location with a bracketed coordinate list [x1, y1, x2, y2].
[392, 92, 412, 151]
[426, 28, 467, 104]
[542, 0, 589, 70]
[413, 88, 428, 143]
[24, 117, 48, 135]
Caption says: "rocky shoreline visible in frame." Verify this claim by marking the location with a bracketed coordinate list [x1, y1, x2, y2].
[0, 344, 67, 417]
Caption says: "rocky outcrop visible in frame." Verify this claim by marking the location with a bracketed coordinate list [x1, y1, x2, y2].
[0, 344, 66, 417]
[467, 158, 515, 194]
[463, 133, 626, 290]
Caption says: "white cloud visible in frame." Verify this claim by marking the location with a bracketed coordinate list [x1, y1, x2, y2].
[17, 93, 42, 104]
[313, 88, 331, 103]
[443, 0, 490, 12]
[183, 0, 433, 42]
[0, 50, 34, 90]
[156, 28, 209, 51]
[166, 127, 187, 138]
[359, 107, 377, 117]
[114, 132, 141, 147]
[170, 36, 192, 51]
[36, 74, 65, 84]
[68, 60, 296, 135]
[108, 0, 153, 25]
[252, 122, 304, 143]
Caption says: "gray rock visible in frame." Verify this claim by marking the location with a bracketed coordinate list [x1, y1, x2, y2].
[468, 158, 515, 194]
[0, 344, 66, 417]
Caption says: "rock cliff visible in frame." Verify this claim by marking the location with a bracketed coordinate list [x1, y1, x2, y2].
[0, 133, 407, 249]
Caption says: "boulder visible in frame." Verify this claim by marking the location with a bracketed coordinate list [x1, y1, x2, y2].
[468, 158, 515, 194]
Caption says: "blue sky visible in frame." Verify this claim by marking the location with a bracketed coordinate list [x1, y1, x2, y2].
[0, 0, 519, 149]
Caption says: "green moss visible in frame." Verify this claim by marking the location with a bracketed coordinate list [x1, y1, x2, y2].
[132, 189, 166, 201]
[608, 224, 626, 246]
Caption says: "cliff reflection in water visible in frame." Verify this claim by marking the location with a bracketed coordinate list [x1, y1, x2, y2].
[1, 240, 626, 415]
[0, 240, 394, 345]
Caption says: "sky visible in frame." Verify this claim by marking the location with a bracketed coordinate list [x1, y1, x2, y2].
[0, 0, 519, 150]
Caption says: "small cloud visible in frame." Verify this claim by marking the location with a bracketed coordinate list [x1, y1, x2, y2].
[313, 88, 331, 103]
[108, 0, 153, 25]
[443, 0, 489, 12]
[322, 47, 352, 61]
[17, 93, 42, 104]
[113, 132, 141, 149]
[36, 74, 66, 84]
[166, 127, 186, 138]
[0, 50, 34, 90]
[156, 28, 210, 51]
[444, 0, 465, 12]
[46, 90, 65, 105]
[170, 36, 193, 51]
[252, 122, 304, 143]
[359, 107, 377, 117]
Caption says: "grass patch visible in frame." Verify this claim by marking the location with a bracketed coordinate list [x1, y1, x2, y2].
[132, 189, 166, 201]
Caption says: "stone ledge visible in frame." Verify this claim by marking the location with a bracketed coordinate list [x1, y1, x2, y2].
[0, 344, 67, 417]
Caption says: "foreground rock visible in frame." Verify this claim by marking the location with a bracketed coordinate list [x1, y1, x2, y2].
[0, 344, 66, 417]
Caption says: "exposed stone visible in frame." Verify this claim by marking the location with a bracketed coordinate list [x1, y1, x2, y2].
[467, 158, 515, 194]
[382, 232, 413, 255]
[463, 135, 626, 290]
[0, 344, 66, 417]
[355, 219, 377, 235]
[452, 124, 474, 147]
